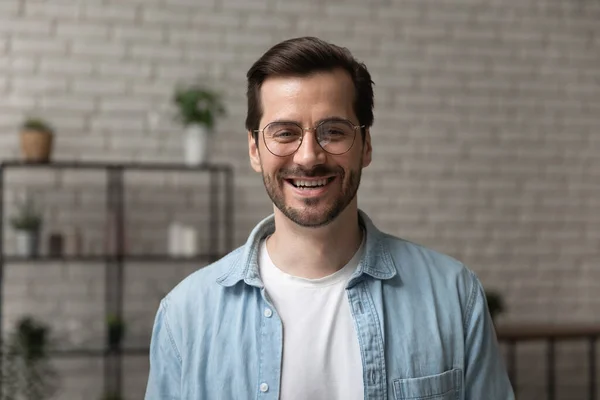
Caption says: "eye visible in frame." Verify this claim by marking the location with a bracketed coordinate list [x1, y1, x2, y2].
[319, 123, 352, 139]
[268, 127, 301, 143]
[273, 130, 296, 138]
[325, 128, 345, 136]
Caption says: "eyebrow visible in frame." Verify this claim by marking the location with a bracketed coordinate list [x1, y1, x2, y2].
[268, 116, 351, 126]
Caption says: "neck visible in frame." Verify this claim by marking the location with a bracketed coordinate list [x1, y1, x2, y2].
[266, 203, 363, 279]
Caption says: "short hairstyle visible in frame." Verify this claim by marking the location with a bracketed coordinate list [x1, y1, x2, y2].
[245, 37, 374, 141]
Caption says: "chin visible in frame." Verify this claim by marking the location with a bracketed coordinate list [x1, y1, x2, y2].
[279, 201, 346, 228]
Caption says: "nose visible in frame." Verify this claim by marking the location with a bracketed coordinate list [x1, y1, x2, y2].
[292, 129, 327, 169]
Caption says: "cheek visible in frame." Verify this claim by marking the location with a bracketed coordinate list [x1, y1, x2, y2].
[262, 157, 285, 177]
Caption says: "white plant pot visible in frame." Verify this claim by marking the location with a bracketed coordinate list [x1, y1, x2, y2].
[15, 230, 40, 258]
[184, 124, 210, 165]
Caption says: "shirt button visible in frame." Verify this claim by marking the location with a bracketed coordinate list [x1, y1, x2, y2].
[263, 308, 273, 318]
[260, 382, 269, 392]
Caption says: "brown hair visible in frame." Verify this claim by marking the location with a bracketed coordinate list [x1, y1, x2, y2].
[245, 37, 374, 142]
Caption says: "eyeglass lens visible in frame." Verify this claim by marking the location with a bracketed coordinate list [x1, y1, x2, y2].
[263, 120, 356, 156]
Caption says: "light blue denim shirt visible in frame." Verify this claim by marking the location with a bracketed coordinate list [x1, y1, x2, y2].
[145, 211, 514, 400]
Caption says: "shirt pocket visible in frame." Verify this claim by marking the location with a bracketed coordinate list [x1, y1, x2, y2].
[392, 368, 462, 400]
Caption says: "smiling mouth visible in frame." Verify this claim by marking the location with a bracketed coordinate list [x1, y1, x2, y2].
[286, 177, 336, 189]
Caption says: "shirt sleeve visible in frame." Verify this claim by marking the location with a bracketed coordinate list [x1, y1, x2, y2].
[145, 298, 182, 400]
[463, 271, 515, 400]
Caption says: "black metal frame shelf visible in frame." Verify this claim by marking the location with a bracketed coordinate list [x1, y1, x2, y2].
[0, 160, 234, 398]
[2, 254, 224, 263]
[48, 348, 150, 358]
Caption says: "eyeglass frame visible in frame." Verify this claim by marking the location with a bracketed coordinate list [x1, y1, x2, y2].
[252, 118, 366, 157]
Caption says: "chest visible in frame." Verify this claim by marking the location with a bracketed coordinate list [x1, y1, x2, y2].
[266, 284, 365, 400]
[181, 282, 466, 400]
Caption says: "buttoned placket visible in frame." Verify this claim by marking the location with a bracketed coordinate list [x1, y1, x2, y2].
[347, 280, 388, 400]
[257, 288, 282, 399]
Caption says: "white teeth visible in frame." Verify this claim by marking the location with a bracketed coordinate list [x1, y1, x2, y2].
[292, 178, 329, 188]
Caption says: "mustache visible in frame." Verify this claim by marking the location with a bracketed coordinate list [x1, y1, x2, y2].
[278, 165, 341, 178]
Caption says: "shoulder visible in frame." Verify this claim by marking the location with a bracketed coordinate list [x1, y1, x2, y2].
[379, 233, 479, 310]
[382, 233, 469, 277]
[161, 246, 244, 311]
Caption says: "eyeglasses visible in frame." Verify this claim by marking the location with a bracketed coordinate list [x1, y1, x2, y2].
[254, 118, 364, 157]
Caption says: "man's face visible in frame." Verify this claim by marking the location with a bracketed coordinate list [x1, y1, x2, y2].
[248, 69, 372, 228]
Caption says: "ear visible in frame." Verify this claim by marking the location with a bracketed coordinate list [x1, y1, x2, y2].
[361, 128, 372, 168]
[248, 131, 262, 173]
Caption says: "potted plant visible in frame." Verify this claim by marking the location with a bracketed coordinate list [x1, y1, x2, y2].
[1, 316, 59, 400]
[100, 392, 124, 400]
[106, 314, 126, 351]
[19, 117, 55, 163]
[173, 82, 226, 165]
[10, 196, 42, 258]
[485, 289, 505, 323]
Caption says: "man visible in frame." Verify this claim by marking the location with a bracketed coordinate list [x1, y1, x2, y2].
[145, 37, 514, 399]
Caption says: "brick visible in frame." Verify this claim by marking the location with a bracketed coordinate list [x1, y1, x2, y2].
[0, 35, 8, 52]
[500, 28, 546, 45]
[0, 18, 52, 35]
[141, 6, 191, 25]
[96, 62, 152, 79]
[40, 59, 94, 75]
[272, 0, 319, 14]
[70, 41, 127, 58]
[111, 26, 165, 43]
[71, 79, 127, 95]
[451, 26, 500, 42]
[374, 5, 423, 21]
[107, 134, 160, 152]
[0, 111, 23, 127]
[156, 65, 201, 80]
[130, 80, 174, 97]
[24, 2, 82, 19]
[11, 37, 68, 55]
[424, 5, 474, 24]
[296, 19, 349, 35]
[167, 31, 221, 45]
[39, 95, 96, 112]
[324, 4, 371, 17]
[90, 114, 146, 131]
[220, 0, 269, 11]
[82, 3, 138, 23]
[98, 97, 154, 113]
[0, 93, 36, 109]
[0, 2, 20, 16]
[55, 22, 110, 39]
[130, 44, 183, 61]
[224, 31, 274, 48]
[191, 13, 241, 28]
[11, 76, 68, 92]
[185, 49, 236, 63]
[163, 0, 216, 6]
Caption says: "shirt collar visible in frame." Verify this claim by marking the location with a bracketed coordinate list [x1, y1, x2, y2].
[216, 210, 397, 288]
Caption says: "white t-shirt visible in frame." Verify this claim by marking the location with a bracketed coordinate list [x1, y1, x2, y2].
[258, 237, 365, 400]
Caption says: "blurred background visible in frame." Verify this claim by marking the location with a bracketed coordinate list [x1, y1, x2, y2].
[0, 0, 598, 399]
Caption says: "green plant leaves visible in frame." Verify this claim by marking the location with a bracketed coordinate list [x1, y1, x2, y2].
[173, 84, 226, 129]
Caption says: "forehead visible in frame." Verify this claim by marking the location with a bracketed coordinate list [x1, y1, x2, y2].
[259, 69, 356, 125]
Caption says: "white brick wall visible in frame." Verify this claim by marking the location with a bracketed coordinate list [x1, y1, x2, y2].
[1, 0, 599, 398]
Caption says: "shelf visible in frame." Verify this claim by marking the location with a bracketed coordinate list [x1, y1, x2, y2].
[0, 159, 234, 395]
[1, 254, 223, 263]
[0, 160, 232, 173]
[48, 347, 149, 358]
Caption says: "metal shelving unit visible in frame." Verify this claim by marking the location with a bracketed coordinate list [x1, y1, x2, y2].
[0, 160, 234, 398]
